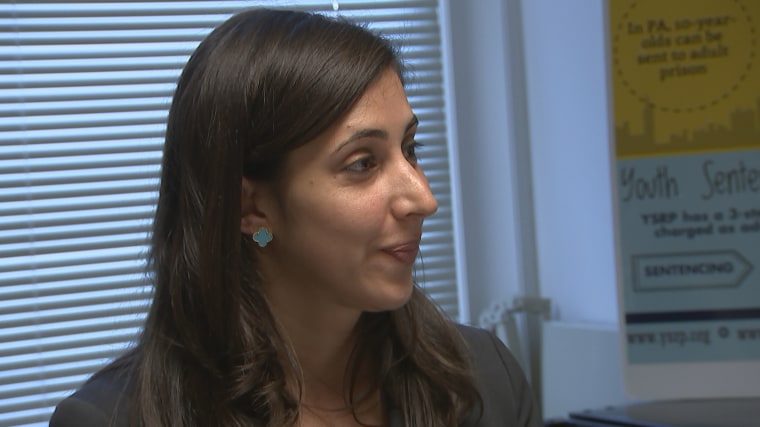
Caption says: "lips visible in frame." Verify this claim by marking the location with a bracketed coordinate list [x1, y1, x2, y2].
[382, 241, 420, 264]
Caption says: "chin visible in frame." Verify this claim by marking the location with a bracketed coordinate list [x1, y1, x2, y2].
[366, 281, 414, 312]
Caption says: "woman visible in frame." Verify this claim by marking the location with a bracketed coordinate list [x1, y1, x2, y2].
[50, 8, 540, 427]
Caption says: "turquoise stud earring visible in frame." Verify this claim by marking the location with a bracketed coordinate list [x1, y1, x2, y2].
[252, 227, 273, 247]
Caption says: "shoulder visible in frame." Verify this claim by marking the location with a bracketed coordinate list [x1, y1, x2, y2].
[455, 324, 543, 427]
[49, 364, 132, 427]
[455, 324, 522, 379]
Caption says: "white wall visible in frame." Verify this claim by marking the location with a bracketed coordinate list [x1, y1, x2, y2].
[444, 0, 628, 419]
[522, 0, 618, 325]
[446, 0, 618, 324]
[446, 0, 618, 326]
[448, 0, 617, 323]
[445, 0, 529, 324]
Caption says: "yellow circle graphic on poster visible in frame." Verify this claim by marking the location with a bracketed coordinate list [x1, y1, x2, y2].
[612, 0, 759, 158]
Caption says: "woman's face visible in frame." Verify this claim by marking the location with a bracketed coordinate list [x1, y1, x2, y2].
[255, 68, 438, 316]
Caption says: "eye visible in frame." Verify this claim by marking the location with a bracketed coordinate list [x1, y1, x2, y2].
[403, 141, 423, 164]
[344, 155, 378, 173]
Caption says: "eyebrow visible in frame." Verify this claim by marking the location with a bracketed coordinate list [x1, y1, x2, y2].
[334, 114, 419, 153]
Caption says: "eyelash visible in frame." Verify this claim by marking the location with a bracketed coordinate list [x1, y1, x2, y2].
[343, 141, 423, 174]
[344, 155, 378, 173]
[404, 141, 423, 163]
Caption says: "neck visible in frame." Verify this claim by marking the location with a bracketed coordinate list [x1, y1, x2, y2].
[262, 288, 386, 426]
[264, 288, 371, 402]
[291, 311, 360, 397]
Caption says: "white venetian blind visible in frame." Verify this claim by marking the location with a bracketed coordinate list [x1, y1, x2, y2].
[0, 1, 459, 425]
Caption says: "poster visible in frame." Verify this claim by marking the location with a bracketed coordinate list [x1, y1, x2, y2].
[609, 0, 760, 398]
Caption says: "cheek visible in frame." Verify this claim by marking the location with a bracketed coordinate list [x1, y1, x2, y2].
[307, 180, 383, 218]
[281, 173, 390, 246]
[282, 193, 379, 277]
[331, 191, 390, 239]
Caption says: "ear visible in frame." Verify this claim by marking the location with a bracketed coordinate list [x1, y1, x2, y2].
[240, 177, 276, 235]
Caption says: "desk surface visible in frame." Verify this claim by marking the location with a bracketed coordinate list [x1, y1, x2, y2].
[567, 398, 760, 427]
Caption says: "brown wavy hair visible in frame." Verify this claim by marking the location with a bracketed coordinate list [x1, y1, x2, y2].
[104, 8, 480, 426]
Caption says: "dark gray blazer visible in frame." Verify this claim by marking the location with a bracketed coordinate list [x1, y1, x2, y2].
[50, 325, 542, 426]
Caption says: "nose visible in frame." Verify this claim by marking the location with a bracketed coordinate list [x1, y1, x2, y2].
[390, 159, 439, 220]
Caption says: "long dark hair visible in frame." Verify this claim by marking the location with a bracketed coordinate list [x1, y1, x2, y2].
[107, 8, 479, 426]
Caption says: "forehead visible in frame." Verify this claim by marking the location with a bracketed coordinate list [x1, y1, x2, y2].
[284, 69, 413, 166]
[343, 69, 411, 123]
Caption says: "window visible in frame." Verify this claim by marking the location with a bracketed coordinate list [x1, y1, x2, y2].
[0, 1, 459, 425]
